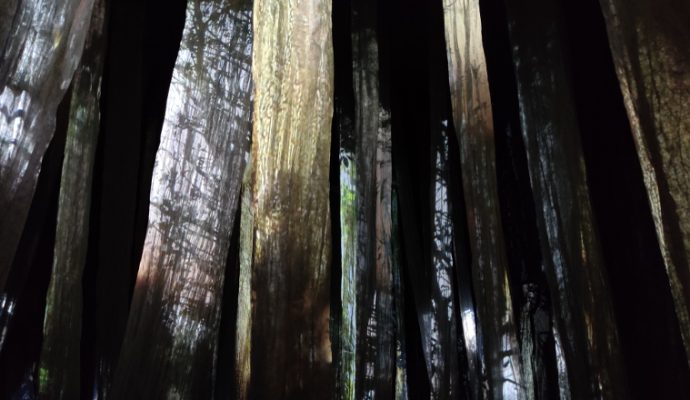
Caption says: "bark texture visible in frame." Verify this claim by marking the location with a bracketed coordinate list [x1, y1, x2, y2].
[443, 1, 523, 398]
[0, 0, 95, 293]
[38, 1, 107, 398]
[599, 0, 690, 367]
[505, 0, 627, 397]
[110, 0, 253, 397]
[239, 0, 334, 397]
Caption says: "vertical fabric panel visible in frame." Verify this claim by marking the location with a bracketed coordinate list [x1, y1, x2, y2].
[429, 121, 464, 399]
[388, 1, 469, 397]
[38, 1, 107, 398]
[599, 0, 690, 367]
[0, 0, 95, 293]
[86, 2, 145, 392]
[442, 1, 524, 398]
[505, 0, 626, 397]
[391, 190, 409, 400]
[241, 0, 334, 397]
[338, 0, 395, 397]
[110, 0, 253, 397]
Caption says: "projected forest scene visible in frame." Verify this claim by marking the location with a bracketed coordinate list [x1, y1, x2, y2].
[0, 0, 689, 399]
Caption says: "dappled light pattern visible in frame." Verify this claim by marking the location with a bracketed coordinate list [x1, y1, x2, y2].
[599, 0, 690, 367]
[38, 1, 107, 398]
[428, 122, 464, 399]
[0, 0, 95, 293]
[443, 0, 523, 398]
[110, 0, 253, 397]
[1, 1, 688, 399]
[506, 0, 626, 397]
[240, 0, 333, 397]
[337, 0, 395, 397]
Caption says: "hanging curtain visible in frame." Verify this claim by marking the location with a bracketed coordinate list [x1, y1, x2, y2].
[599, 0, 690, 368]
[0, 0, 688, 398]
[0, 0, 96, 295]
[38, 1, 108, 398]
[443, 1, 523, 398]
[237, 0, 334, 397]
[335, 0, 396, 397]
[110, 0, 253, 397]
[505, 0, 627, 397]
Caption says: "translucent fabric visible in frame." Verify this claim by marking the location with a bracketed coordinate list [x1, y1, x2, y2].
[110, 0, 253, 397]
[0, 0, 96, 293]
[337, 0, 395, 397]
[429, 121, 465, 399]
[505, 0, 626, 397]
[599, 0, 690, 368]
[443, 1, 523, 398]
[38, 1, 107, 398]
[238, 0, 334, 397]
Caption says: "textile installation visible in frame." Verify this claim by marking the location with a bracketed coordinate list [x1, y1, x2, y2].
[0, 0, 689, 398]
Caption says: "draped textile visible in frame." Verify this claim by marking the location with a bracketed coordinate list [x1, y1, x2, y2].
[599, 0, 690, 368]
[0, 0, 96, 293]
[238, 0, 334, 397]
[38, 1, 107, 398]
[337, 0, 395, 397]
[443, 1, 524, 397]
[506, 0, 627, 397]
[111, 0, 253, 397]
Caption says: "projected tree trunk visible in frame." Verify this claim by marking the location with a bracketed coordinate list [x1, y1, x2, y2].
[443, 1, 524, 398]
[38, 1, 107, 398]
[110, 0, 253, 397]
[505, 0, 627, 397]
[335, 0, 395, 397]
[237, 0, 334, 398]
[0, 0, 96, 294]
[599, 0, 690, 368]
[0, 0, 688, 398]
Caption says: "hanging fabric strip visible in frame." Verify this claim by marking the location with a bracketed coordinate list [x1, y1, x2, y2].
[505, 0, 627, 397]
[429, 115, 465, 399]
[110, 0, 253, 397]
[337, 0, 395, 397]
[442, 1, 524, 398]
[387, 1, 470, 397]
[0, 0, 19, 54]
[240, 0, 334, 397]
[598, 0, 690, 368]
[391, 188, 409, 400]
[38, 1, 107, 398]
[0, 0, 96, 294]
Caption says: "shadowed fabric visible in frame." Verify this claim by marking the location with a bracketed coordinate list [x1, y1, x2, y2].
[239, 0, 334, 397]
[0, 0, 96, 295]
[38, 1, 107, 398]
[391, 190, 409, 400]
[110, 0, 253, 397]
[428, 113, 465, 400]
[387, 1, 470, 397]
[598, 0, 690, 368]
[86, 2, 146, 393]
[442, 0, 524, 398]
[337, 0, 395, 397]
[505, 0, 627, 397]
[0, 0, 19, 55]
[1, 1, 689, 399]
[235, 176, 253, 399]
